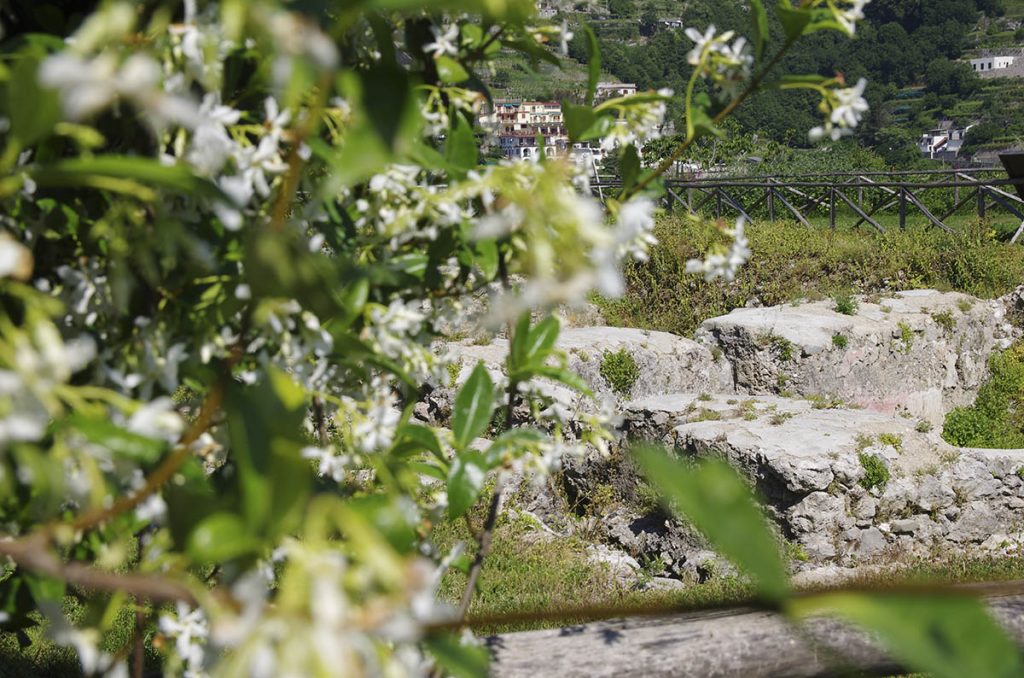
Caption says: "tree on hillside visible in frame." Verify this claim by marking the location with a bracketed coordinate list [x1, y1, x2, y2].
[926, 58, 980, 96]
[639, 4, 660, 37]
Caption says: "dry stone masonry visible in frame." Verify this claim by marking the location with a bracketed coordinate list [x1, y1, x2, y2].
[430, 288, 1024, 582]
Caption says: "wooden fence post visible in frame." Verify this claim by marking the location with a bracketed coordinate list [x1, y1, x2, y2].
[899, 188, 907, 228]
[979, 187, 987, 220]
[829, 187, 836, 229]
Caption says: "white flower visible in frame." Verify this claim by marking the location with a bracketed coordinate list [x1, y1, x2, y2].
[809, 78, 869, 143]
[685, 217, 751, 282]
[302, 445, 352, 482]
[126, 397, 185, 443]
[424, 24, 460, 58]
[685, 25, 729, 66]
[39, 53, 200, 128]
[833, 0, 871, 36]
[831, 77, 869, 128]
[0, 233, 32, 280]
[159, 603, 209, 676]
[352, 391, 401, 453]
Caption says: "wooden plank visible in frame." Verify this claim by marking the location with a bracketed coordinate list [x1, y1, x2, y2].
[989, 190, 1024, 221]
[834, 189, 884, 233]
[902, 188, 954, 233]
[717, 188, 753, 222]
[772, 189, 812, 227]
[489, 593, 1024, 678]
[939, 188, 979, 222]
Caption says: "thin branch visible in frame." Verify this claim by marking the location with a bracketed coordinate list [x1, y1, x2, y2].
[628, 36, 799, 199]
[0, 536, 197, 606]
[456, 251, 516, 622]
[66, 379, 226, 533]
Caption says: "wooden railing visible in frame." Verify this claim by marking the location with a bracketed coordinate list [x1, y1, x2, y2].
[592, 167, 1024, 241]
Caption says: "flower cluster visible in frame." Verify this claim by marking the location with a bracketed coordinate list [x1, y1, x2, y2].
[685, 217, 752, 282]
[599, 89, 673, 152]
[685, 26, 753, 97]
[809, 77, 870, 142]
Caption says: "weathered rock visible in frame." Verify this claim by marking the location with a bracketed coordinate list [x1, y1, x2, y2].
[613, 393, 1024, 564]
[444, 326, 729, 403]
[695, 290, 1012, 422]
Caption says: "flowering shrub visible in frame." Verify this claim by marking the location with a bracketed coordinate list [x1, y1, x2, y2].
[2, 2, 1012, 677]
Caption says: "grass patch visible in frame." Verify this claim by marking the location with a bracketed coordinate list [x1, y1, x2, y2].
[832, 333, 848, 349]
[599, 348, 639, 396]
[859, 452, 891, 490]
[833, 291, 859, 316]
[430, 513, 748, 634]
[598, 217, 1024, 337]
[943, 340, 1024, 449]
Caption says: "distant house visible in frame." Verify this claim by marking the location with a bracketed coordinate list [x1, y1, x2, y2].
[967, 51, 1024, 79]
[595, 82, 638, 101]
[660, 19, 684, 29]
[918, 120, 973, 161]
[970, 55, 1016, 72]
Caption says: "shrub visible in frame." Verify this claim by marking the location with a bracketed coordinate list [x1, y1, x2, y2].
[932, 310, 956, 334]
[832, 333, 849, 349]
[600, 348, 640, 396]
[898, 321, 914, 353]
[878, 433, 904, 451]
[942, 341, 1024, 448]
[834, 291, 859, 316]
[859, 453, 891, 490]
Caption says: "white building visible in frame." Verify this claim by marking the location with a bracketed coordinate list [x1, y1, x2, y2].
[595, 82, 638, 101]
[970, 55, 1016, 72]
[918, 120, 973, 161]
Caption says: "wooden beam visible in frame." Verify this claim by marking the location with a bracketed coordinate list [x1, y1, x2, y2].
[488, 593, 1024, 678]
[939, 188, 979, 222]
[902, 188, 954, 233]
[834, 189, 884, 233]
[772, 189, 812, 227]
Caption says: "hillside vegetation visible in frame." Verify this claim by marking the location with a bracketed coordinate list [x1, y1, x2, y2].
[553, 0, 1021, 162]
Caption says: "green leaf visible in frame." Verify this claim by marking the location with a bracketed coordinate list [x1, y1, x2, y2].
[750, 0, 770, 61]
[514, 365, 593, 396]
[474, 239, 500, 279]
[447, 452, 488, 519]
[65, 415, 167, 464]
[776, 2, 812, 39]
[9, 55, 60, 146]
[583, 25, 601, 107]
[562, 102, 598, 143]
[632, 448, 789, 602]
[187, 512, 261, 564]
[396, 423, 445, 461]
[789, 593, 1024, 678]
[452, 362, 495, 449]
[224, 368, 311, 539]
[425, 633, 490, 678]
[446, 114, 477, 177]
[620, 145, 641, 193]
[509, 312, 533, 372]
[436, 55, 470, 84]
[30, 156, 228, 203]
[524, 315, 561, 363]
